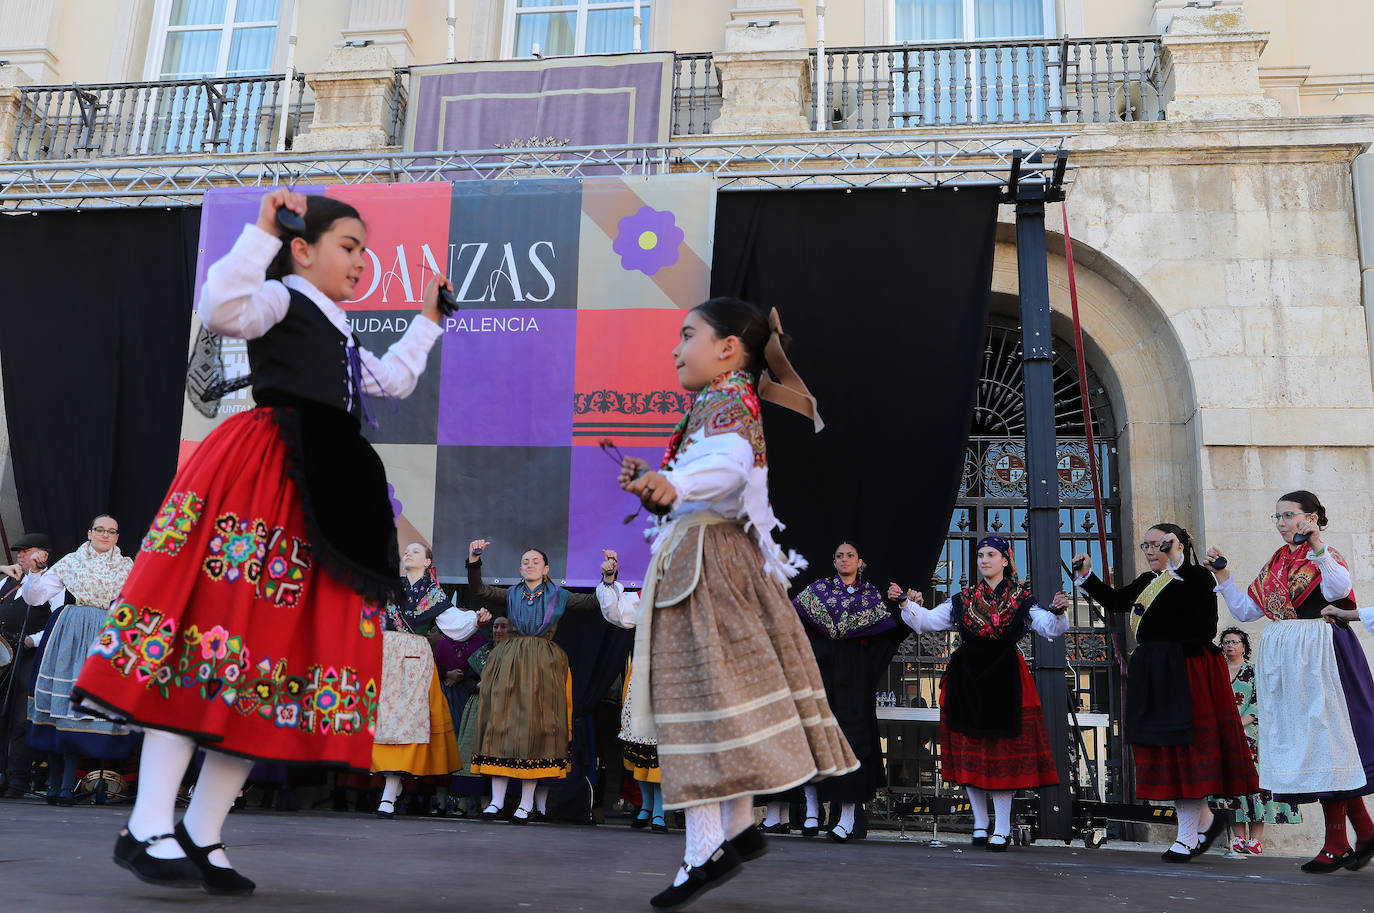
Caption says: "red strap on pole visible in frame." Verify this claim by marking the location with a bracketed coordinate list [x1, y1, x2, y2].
[1061, 200, 1111, 586]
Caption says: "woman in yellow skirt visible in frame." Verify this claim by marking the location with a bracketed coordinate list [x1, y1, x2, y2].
[464, 540, 622, 823]
[373, 543, 488, 818]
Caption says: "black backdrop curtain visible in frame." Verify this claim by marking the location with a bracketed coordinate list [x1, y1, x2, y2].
[711, 188, 1000, 595]
[0, 208, 199, 557]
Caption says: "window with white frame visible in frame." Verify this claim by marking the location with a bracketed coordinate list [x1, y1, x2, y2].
[888, 0, 1057, 125]
[505, 0, 652, 58]
[143, 0, 281, 153]
[148, 0, 280, 79]
[891, 0, 1055, 43]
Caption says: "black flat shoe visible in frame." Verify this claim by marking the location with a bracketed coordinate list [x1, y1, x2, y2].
[1346, 839, 1374, 871]
[651, 815, 668, 833]
[649, 842, 742, 912]
[510, 807, 531, 825]
[1193, 812, 1227, 856]
[113, 829, 202, 889]
[631, 810, 651, 830]
[376, 799, 396, 820]
[1301, 849, 1355, 874]
[480, 804, 501, 821]
[801, 816, 820, 838]
[828, 825, 854, 844]
[1162, 842, 1196, 863]
[971, 829, 989, 847]
[45, 786, 58, 806]
[174, 820, 256, 895]
[759, 822, 791, 835]
[728, 825, 768, 862]
[55, 788, 75, 807]
[986, 836, 1010, 853]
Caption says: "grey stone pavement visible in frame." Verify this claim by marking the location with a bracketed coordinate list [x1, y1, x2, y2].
[3, 798, 1373, 913]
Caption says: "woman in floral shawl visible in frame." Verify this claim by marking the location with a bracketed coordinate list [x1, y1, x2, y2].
[897, 536, 1069, 852]
[1212, 490, 1374, 874]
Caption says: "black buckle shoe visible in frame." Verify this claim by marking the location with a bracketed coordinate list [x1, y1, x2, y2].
[1346, 839, 1374, 871]
[800, 816, 821, 838]
[986, 835, 1010, 853]
[113, 829, 202, 888]
[1193, 812, 1227, 857]
[174, 820, 256, 895]
[631, 809, 651, 830]
[971, 830, 989, 847]
[759, 822, 791, 835]
[828, 824, 855, 844]
[651, 815, 669, 833]
[376, 798, 396, 819]
[1301, 848, 1355, 874]
[728, 825, 768, 861]
[1162, 841, 1196, 863]
[510, 807, 531, 825]
[649, 842, 742, 912]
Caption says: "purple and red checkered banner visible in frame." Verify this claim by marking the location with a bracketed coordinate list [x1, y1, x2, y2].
[182, 175, 716, 585]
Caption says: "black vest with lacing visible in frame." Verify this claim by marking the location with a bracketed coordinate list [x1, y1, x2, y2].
[246, 288, 361, 419]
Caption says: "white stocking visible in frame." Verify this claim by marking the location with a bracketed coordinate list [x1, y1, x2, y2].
[991, 790, 1014, 840]
[674, 803, 725, 885]
[721, 796, 753, 839]
[515, 778, 536, 816]
[182, 751, 254, 869]
[535, 783, 551, 814]
[965, 785, 989, 834]
[836, 802, 856, 835]
[762, 801, 785, 827]
[1174, 798, 1203, 851]
[486, 776, 508, 812]
[380, 775, 402, 809]
[126, 729, 197, 860]
[804, 785, 820, 823]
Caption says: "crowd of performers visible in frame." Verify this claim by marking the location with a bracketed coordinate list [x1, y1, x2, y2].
[3, 189, 1374, 908]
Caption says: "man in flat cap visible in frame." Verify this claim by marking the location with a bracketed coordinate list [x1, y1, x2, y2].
[0, 533, 63, 797]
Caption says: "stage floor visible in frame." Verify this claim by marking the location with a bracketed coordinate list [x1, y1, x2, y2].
[1, 798, 1365, 911]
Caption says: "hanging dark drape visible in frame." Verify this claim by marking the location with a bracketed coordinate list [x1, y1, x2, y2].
[0, 207, 200, 557]
[549, 604, 634, 822]
[711, 188, 1000, 595]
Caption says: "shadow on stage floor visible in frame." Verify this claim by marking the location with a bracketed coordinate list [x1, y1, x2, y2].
[0, 799, 1363, 912]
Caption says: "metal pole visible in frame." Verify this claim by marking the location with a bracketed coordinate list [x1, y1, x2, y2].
[633, 0, 643, 52]
[1016, 169, 1073, 842]
[274, 0, 300, 153]
[814, 1, 827, 131]
[447, 0, 457, 62]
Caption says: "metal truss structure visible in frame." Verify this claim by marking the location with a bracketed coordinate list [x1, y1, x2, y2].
[0, 131, 1073, 210]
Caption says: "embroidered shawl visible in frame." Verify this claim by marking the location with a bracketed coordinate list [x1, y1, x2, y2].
[794, 577, 895, 639]
[1247, 545, 1355, 621]
[51, 542, 133, 607]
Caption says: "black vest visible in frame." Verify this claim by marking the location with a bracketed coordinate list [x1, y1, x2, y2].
[247, 288, 360, 419]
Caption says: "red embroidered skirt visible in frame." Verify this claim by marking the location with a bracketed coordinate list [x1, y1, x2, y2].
[939, 654, 1059, 790]
[72, 408, 383, 770]
[1132, 651, 1259, 801]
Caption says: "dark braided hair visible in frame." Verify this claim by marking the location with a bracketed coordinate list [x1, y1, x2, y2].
[266, 195, 364, 281]
[691, 297, 792, 380]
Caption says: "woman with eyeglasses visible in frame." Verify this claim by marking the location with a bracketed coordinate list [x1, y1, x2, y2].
[10, 515, 137, 805]
[1072, 524, 1258, 863]
[1214, 627, 1302, 855]
[1209, 490, 1374, 874]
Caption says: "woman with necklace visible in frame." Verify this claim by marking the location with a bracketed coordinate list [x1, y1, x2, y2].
[372, 542, 486, 818]
[1210, 490, 1374, 874]
[464, 540, 622, 823]
[762, 540, 906, 841]
[1074, 524, 1258, 863]
[895, 536, 1070, 851]
[1215, 627, 1301, 854]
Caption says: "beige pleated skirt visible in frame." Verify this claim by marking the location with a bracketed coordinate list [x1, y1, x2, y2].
[649, 522, 859, 809]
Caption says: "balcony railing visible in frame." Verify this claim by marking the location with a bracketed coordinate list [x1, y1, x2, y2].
[672, 53, 720, 136]
[9, 73, 310, 160]
[810, 36, 1164, 130]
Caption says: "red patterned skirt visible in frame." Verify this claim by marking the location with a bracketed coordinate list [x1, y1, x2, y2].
[72, 408, 384, 771]
[940, 654, 1059, 790]
[1132, 651, 1259, 801]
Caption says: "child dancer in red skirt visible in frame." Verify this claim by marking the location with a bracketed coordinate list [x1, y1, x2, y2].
[73, 189, 451, 895]
[895, 537, 1070, 851]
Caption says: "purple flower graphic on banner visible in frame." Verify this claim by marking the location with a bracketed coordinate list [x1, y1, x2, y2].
[387, 484, 403, 521]
[612, 206, 685, 276]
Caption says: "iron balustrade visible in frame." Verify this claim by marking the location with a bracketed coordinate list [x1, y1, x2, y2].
[811, 36, 1164, 130]
[9, 73, 310, 161]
